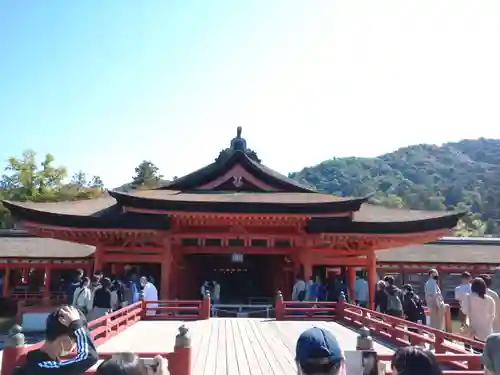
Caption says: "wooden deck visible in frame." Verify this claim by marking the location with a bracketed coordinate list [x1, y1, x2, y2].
[97, 318, 394, 375]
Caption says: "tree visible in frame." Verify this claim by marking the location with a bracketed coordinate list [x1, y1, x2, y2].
[0, 151, 105, 227]
[90, 176, 104, 189]
[1, 150, 67, 201]
[131, 161, 163, 189]
[290, 139, 500, 235]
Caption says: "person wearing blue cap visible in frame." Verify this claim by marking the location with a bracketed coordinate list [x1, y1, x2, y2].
[296, 327, 344, 375]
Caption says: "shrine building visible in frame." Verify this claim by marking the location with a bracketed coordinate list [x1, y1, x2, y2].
[1, 128, 463, 308]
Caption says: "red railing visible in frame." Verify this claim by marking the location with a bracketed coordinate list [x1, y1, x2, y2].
[143, 296, 210, 321]
[1, 297, 208, 375]
[341, 303, 484, 354]
[84, 327, 191, 375]
[275, 294, 338, 320]
[11, 292, 66, 311]
[275, 293, 484, 372]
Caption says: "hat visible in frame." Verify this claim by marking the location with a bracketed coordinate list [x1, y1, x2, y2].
[295, 327, 343, 367]
[482, 333, 500, 373]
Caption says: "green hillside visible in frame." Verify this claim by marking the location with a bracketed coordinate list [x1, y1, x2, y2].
[289, 138, 500, 236]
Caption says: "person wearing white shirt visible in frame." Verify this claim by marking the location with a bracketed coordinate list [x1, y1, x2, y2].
[212, 280, 221, 303]
[455, 271, 472, 323]
[461, 277, 495, 341]
[72, 276, 93, 316]
[480, 274, 500, 333]
[354, 274, 369, 308]
[425, 269, 445, 330]
[140, 276, 159, 316]
[292, 275, 307, 301]
[305, 277, 314, 301]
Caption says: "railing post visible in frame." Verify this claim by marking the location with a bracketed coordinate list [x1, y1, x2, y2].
[356, 326, 373, 350]
[171, 325, 191, 375]
[1, 325, 26, 375]
[444, 304, 452, 332]
[337, 291, 346, 319]
[201, 292, 211, 319]
[16, 301, 25, 324]
[140, 291, 146, 320]
[275, 290, 284, 320]
[434, 331, 445, 353]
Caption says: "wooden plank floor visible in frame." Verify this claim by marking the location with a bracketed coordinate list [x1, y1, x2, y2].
[98, 319, 394, 375]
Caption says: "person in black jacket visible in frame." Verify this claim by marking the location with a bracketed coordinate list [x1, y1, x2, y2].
[403, 284, 426, 332]
[16, 305, 98, 375]
[375, 280, 388, 313]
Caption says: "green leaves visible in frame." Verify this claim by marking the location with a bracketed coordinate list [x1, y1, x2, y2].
[0, 150, 106, 227]
[291, 139, 500, 235]
[131, 160, 164, 189]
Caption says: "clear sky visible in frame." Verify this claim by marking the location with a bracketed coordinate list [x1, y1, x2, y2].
[1, 0, 499, 188]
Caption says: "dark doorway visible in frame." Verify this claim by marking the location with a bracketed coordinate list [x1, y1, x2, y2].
[185, 254, 282, 304]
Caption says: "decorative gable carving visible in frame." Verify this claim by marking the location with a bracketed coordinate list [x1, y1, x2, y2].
[197, 165, 278, 191]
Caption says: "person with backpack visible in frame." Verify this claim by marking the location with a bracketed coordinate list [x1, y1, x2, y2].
[403, 284, 426, 331]
[384, 276, 404, 317]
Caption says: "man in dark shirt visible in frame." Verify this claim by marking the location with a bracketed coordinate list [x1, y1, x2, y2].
[16, 305, 98, 375]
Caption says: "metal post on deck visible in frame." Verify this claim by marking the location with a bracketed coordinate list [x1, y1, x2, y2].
[275, 290, 284, 320]
[1, 325, 26, 375]
[356, 326, 373, 351]
[172, 325, 191, 375]
[337, 291, 346, 319]
[139, 290, 146, 319]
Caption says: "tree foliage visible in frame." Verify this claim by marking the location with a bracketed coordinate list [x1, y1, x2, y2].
[0, 150, 105, 228]
[290, 138, 500, 235]
[131, 160, 164, 189]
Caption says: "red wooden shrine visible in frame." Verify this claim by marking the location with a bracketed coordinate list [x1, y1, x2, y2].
[1, 128, 463, 308]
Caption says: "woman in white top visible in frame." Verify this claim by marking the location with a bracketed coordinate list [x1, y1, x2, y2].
[462, 277, 495, 341]
[292, 275, 306, 301]
[72, 276, 93, 316]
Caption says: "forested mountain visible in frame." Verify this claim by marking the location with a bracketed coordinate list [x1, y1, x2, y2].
[289, 138, 500, 236]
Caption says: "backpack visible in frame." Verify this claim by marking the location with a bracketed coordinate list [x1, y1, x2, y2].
[386, 291, 403, 312]
[413, 296, 426, 320]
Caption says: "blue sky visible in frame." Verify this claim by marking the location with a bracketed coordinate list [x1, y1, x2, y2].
[1, 0, 500, 188]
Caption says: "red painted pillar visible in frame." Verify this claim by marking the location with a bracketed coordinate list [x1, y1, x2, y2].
[21, 268, 28, 284]
[161, 239, 172, 300]
[347, 267, 356, 303]
[43, 266, 52, 304]
[3, 266, 11, 297]
[1, 326, 29, 375]
[94, 245, 103, 274]
[172, 325, 191, 375]
[367, 252, 377, 310]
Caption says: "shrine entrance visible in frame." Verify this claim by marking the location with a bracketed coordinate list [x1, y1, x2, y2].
[184, 254, 283, 304]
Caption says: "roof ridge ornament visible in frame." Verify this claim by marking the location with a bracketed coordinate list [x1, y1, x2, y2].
[215, 127, 261, 164]
[230, 126, 247, 151]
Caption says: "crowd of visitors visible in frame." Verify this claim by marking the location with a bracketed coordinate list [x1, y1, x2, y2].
[65, 266, 159, 320]
[13, 265, 500, 375]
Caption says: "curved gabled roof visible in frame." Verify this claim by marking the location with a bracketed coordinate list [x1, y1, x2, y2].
[108, 190, 368, 214]
[159, 149, 317, 192]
